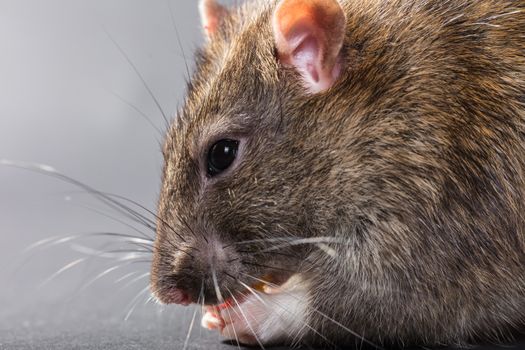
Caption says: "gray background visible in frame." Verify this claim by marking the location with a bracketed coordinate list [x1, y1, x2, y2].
[0, 0, 267, 348]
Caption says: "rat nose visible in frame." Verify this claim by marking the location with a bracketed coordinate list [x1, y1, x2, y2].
[161, 287, 191, 305]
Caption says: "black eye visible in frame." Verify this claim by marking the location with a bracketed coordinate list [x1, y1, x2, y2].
[207, 139, 239, 177]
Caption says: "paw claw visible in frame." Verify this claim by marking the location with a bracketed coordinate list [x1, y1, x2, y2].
[201, 310, 225, 330]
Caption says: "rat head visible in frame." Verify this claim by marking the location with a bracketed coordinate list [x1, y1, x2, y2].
[150, 0, 349, 305]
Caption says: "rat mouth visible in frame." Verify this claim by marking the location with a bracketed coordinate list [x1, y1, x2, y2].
[211, 272, 292, 309]
[201, 273, 295, 333]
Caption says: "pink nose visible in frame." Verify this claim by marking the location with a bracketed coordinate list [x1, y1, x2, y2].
[164, 288, 191, 305]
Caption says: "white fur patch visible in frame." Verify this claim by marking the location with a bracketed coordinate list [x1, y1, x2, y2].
[202, 275, 310, 346]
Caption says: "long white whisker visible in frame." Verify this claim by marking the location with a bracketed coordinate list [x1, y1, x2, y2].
[0, 159, 159, 233]
[232, 237, 306, 246]
[69, 243, 151, 259]
[211, 268, 224, 303]
[77, 259, 150, 294]
[114, 271, 139, 284]
[102, 29, 169, 128]
[22, 235, 67, 253]
[183, 281, 203, 350]
[37, 258, 86, 289]
[118, 272, 151, 291]
[238, 281, 266, 305]
[183, 306, 198, 350]
[222, 303, 242, 350]
[22, 233, 153, 256]
[124, 285, 151, 321]
[233, 236, 345, 248]
[71, 200, 154, 240]
[145, 295, 156, 305]
[226, 287, 266, 350]
[259, 237, 345, 253]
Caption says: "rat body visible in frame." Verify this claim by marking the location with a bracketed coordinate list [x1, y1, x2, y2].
[151, 0, 525, 347]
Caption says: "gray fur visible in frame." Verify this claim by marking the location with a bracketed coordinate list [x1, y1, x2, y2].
[151, 0, 525, 346]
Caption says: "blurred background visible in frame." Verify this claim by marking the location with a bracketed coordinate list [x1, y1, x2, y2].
[0, 0, 241, 348]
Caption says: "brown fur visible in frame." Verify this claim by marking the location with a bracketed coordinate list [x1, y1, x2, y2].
[151, 0, 525, 346]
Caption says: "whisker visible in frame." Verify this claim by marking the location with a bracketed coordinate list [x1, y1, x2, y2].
[158, 239, 195, 259]
[183, 305, 199, 350]
[24, 233, 153, 254]
[37, 258, 86, 289]
[76, 258, 151, 296]
[315, 243, 338, 259]
[226, 287, 266, 350]
[0, 160, 160, 235]
[237, 281, 266, 305]
[183, 281, 204, 350]
[69, 244, 152, 258]
[11, 230, 152, 274]
[119, 272, 151, 290]
[144, 294, 156, 305]
[9, 231, 153, 291]
[211, 268, 224, 303]
[177, 213, 208, 244]
[166, 0, 191, 82]
[233, 236, 345, 247]
[236, 250, 320, 270]
[223, 302, 245, 347]
[222, 301, 242, 350]
[241, 261, 296, 274]
[22, 235, 69, 254]
[223, 272, 237, 281]
[86, 192, 194, 260]
[101, 192, 187, 243]
[259, 238, 345, 253]
[124, 285, 151, 321]
[110, 90, 164, 136]
[102, 28, 170, 128]
[198, 282, 205, 343]
[114, 271, 140, 284]
[70, 200, 154, 241]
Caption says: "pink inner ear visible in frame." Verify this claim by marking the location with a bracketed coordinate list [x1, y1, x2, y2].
[273, 0, 346, 93]
[292, 36, 320, 84]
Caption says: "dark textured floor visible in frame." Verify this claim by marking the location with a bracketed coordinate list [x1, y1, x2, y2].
[0, 316, 291, 350]
[0, 299, 295, 350]
[2, 303, 525, 350]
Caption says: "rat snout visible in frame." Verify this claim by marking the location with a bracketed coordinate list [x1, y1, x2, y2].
[159, 287, 191, 305]
[152, 236, 240, 306]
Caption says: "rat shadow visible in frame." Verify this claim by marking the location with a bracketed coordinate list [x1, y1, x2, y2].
[222, 333, 525, 350]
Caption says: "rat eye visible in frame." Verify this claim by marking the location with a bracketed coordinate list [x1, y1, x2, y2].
[207, 139, 239, 177]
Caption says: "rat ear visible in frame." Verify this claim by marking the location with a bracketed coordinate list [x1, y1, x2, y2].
[272, 0, 346, 93]
[199, 0, 228, 39]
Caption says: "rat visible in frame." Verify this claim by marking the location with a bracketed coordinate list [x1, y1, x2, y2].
[150, 0, 525, 347]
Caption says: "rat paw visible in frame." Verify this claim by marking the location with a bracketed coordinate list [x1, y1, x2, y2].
[219, 294, 269, 346]
[201, 307, 225, 330]
[201, 283, 309, 346]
